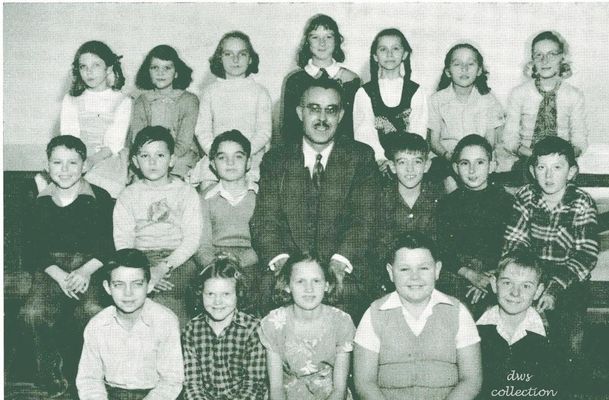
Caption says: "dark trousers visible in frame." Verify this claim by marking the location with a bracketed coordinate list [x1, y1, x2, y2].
[106, 385, 151, 400]
[144, 250, 197, 329]
[19, 252, 104, 380]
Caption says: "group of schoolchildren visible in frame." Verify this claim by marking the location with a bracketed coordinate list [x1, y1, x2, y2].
[18, 11, 600, 400]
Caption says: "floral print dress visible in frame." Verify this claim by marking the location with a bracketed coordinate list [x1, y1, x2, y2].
[259, 304, 355, 399]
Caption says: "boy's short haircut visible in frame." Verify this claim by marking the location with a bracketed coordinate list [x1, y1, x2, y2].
[529, 136, 577, 168]
[104, 248, 151, 282]
[496, 249, 543, 283]
[387, 232, 440, 265]
[209, 130, 252, 159]
[383, 131, 430, 161]
[451, 134, 493, 163]
[130, 126, 175, 158]
[47, 135, 87, 161]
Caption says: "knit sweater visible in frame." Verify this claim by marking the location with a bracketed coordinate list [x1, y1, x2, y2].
[113, 178, 202, 268]
[198, 183, 257, 267]
[195, 77, 271, 180]
[437, 184, 513, 274]
[130, 89, 200, 177]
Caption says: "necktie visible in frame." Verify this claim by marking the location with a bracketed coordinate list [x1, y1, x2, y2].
[312, 153, 324, 190]
[319, 68, 330, 79]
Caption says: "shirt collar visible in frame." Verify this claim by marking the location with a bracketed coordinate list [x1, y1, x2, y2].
[302, 139, 335, 172]
[203, 180, 258, 204]
[447, 83, 481, 103]
[143, 88, 184, 103]
[477, 305, 546, 345]
[304, 58, 341, 78]
[104, 298, 154, 327]
[38, 179, 96, 200]
[530, 183, 579, 208]
[203, 309, 249, 329]
[379, 289, 454, 312]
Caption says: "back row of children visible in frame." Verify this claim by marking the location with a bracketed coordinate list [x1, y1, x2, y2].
[48, 13, 589, 200]
[22, 108, 598, 399]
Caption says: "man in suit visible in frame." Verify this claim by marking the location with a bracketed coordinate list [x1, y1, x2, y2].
[251, 78, 380, 322]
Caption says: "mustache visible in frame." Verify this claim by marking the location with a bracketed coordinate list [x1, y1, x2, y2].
[314, 121, 330, 129]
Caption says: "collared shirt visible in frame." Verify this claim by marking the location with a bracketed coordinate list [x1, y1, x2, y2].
[38, 178, 96, 201]
[182, 310, 266, 400]
[503, 183, 599, 292]
[76, 299, 184, 400]
[304, 58, 341, 79]
[203, 180, 259, 207]
[29, 179, 114, 271]
[428, 84, 504, 153]
[354, 290, 480, 353]
[477, 305, 546, 346]
[302, 138, 335, 178]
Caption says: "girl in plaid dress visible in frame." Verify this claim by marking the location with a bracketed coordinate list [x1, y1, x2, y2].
[260, 253, 355, 400]
[182, 254, 267, 400]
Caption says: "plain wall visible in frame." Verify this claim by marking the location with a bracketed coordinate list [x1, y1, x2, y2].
[3, 2, 609, 170]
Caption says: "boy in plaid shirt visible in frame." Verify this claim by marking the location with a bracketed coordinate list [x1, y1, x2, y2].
[182, 254, 266, 400]
[502, 136, 598, 389]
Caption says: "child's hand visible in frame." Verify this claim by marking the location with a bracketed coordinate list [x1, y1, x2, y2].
[150, 261, 174, 293]
[466, 286, 487, 304]
[65, 268, 91, 294]
[536, 293, 556, 312]
[329, 259, 347, 294]
[54, 273, 79, 300]
[377, 159, 390, 173]
[461, 268, 492, 291]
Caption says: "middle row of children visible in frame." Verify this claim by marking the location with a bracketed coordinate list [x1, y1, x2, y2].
[59, 15, 588, 198]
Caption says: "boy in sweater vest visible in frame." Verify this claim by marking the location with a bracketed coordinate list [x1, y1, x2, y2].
[354, 233, 482, 400]
[197, 130, 260, 314]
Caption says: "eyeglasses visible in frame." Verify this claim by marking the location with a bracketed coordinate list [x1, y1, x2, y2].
[533, 51, 562, 62]
[304, 104, 341, 116]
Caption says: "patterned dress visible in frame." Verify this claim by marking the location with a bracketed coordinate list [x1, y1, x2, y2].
[259, 304, 355, 399]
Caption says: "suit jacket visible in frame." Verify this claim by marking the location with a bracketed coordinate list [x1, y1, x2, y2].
[250, 136, 380, 279]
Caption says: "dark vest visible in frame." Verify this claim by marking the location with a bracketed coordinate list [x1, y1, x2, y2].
[363, 78, 419, 148]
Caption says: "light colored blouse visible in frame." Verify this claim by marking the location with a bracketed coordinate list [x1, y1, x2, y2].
[60, 88, 132, 155]
[353, 77, 427, 161]
[427, 85, 504, 153]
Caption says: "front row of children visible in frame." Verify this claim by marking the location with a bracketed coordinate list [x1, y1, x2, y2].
[73, 234, 559, 400]
[21, 124, 597, 399]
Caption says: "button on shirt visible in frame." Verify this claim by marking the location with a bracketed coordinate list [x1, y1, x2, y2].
[477, 305, 546, 346]
[76, 299, 184, 400]
[354, 290, 480, 353]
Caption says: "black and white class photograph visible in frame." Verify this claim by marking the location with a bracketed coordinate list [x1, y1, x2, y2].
[3, 2, 609, 399]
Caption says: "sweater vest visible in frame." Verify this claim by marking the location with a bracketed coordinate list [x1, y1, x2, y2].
[370, 293, 459, 400]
